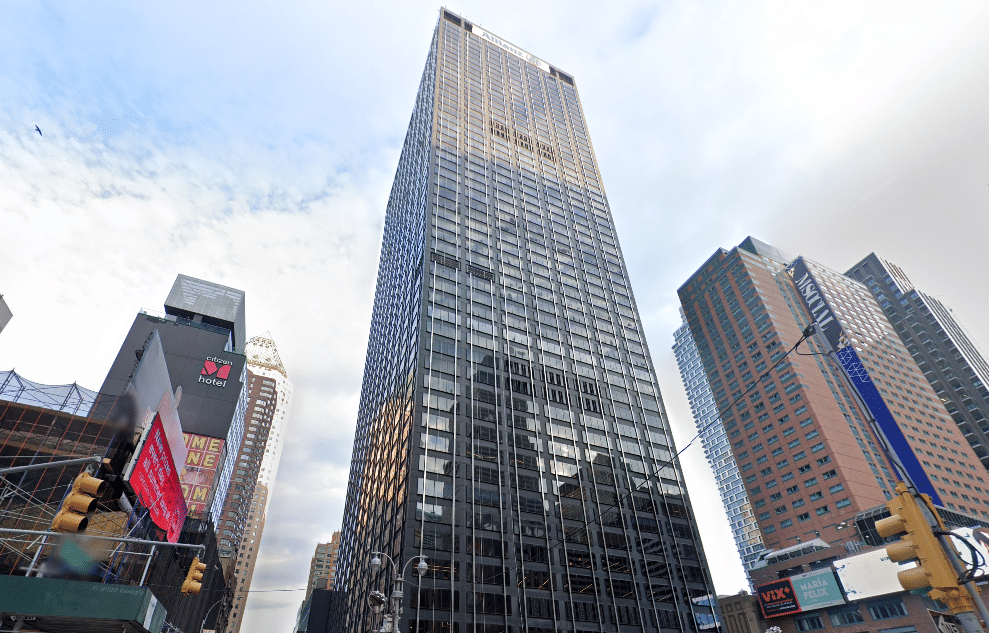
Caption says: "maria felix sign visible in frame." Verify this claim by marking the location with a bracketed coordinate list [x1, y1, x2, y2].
[788, 568, 845, 610]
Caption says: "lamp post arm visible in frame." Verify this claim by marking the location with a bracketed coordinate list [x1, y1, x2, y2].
[400, 554, 428, 578]
[200, 598, 224, 632]
[370, 550, 396, 572]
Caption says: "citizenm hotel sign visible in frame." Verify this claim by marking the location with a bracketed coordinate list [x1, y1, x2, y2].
[199, 356, 233, 387]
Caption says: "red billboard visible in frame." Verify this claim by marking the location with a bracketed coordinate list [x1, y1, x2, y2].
[180, 433, 225, 516]
[757, 578, 800, 618]
[130, 413, 187, 542]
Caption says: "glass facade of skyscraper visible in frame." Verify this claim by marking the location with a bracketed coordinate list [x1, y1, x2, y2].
[673, 315, 766, 583]
[336, 9, 718, 633]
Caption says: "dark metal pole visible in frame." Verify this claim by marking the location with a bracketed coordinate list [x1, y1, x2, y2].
[0, 455, 102, 475]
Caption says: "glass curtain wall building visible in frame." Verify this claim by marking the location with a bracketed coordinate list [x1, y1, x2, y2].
[336, 9, 718, 633]
[672, 314, 766, 583]
[846, 254, 989, 471]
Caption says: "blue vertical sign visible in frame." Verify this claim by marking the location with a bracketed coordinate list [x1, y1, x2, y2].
[786, 258, 943, 506]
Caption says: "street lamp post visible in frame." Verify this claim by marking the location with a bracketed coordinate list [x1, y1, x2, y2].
[368, 551, 427, 633]
[200, 597, 226, 633]
[197, 561, 230, 633]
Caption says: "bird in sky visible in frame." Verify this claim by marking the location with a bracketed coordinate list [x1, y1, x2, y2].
[34, 125, 42, 136]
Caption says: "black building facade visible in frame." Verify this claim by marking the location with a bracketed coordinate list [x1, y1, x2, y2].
[100, 310, 247, 440]
[336, 10, 719, 633]
[99, 275, 249, 524]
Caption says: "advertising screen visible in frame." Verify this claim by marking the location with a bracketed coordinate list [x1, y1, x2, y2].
[154, 388, 187, 474]
[129, 414, 187, 542]
[180, 433, 225, 516]
[113, 331, 186, 476]
[950, 527, 989, 570]
[833, 548, 917, 600]
[789, 568, 845, 610]
[756, 578, 800, 618]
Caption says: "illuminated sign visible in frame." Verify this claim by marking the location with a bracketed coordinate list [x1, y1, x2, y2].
[180, 433, 225, 516]
[757, 568, 845, 618]
[199, 357, 232, 387]
[155, 389, 187, 472]
[833, 547, 918, 600]
[949, 527, 989, 571]
[129, 414, 187, 542]
[789, 568, 845, 610]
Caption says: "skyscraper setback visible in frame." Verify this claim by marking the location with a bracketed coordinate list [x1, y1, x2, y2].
[337, 9, 718, 633]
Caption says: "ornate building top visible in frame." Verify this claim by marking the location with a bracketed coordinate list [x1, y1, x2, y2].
[245, 332, 287, 378]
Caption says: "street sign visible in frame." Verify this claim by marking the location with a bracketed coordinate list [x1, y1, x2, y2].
[929, 609, 962, 633]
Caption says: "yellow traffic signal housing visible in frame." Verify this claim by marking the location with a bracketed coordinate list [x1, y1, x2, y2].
[51, 472, 107, 533]
[182, 557, 207, 595]
[875, 482, 971, 612]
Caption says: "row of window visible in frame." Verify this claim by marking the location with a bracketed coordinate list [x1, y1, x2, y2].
[795, 597, 909, 630]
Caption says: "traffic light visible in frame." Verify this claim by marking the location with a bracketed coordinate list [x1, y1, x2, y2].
[875, 482, 971, 612]
[51, 472, 107, 533]
[182, 557, 207, 595]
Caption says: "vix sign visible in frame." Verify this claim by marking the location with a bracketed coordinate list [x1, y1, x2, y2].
[199, 357, 232, 387]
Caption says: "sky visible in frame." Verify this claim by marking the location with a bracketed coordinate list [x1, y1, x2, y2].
[2, 0, 989, 630]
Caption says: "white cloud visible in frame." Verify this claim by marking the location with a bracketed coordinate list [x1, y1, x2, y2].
[3, 1, 989, 629]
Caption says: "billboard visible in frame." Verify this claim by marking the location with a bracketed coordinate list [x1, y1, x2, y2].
[786, 257, 942, 506]
[950, 527, 989, 570]
[113, 331, 187, 473]
[757, 568, 845, 618]
[833, 547, 917, 600]
[129, 414, 187, 542]
[756, 578, 800, 618]
[180, 433, 226, 516]
[789, 568, 845, 610]
[154, 388, 187, 474]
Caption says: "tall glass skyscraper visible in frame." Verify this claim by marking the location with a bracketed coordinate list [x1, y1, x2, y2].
[336, 10, 718, 633]
[222, 335, 293, 633]
[673, 313, 766, 584]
